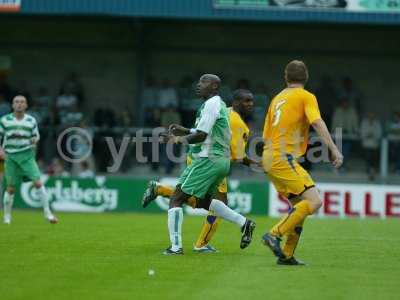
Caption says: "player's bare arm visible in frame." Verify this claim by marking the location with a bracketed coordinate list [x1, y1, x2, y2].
[311, 118, 344, 168]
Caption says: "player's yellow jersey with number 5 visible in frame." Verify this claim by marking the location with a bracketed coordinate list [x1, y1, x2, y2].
[263, 87, 321, 158]
[262, 87, 321, 199]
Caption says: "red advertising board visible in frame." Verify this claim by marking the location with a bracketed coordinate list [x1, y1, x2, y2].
[269, 183, 400, 218]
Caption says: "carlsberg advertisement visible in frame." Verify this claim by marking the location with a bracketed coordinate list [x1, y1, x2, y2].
[14, 176, 270, 215]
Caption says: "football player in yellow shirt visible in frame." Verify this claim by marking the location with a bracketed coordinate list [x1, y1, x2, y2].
[261, 60, 343, 265]
[142, 89, 255, 253]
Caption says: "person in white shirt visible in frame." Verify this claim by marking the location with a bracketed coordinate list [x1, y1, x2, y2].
[159, 79, 179, 109]
[360, 113, 382, 180]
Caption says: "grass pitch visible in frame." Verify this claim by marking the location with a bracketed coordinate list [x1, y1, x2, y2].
[1, 210, 399, 300]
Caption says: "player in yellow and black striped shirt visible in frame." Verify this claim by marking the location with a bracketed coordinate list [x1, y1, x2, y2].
[141, 89, 255, 253]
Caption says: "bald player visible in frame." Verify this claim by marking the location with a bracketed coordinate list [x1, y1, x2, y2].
[0, 95, 58, 224]
[261, 61, 343, 265]
[151, 74, 256, 255]
[142, 89, 255, 253]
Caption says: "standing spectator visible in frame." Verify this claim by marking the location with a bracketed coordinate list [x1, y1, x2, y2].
[331, 99, 359, 170]
[35, 87, 53, 109]
[159, 79, 178, 109]
[360, 113, 382, 180]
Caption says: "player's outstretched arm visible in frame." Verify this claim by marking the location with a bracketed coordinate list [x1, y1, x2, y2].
[311, 118, 343, 169]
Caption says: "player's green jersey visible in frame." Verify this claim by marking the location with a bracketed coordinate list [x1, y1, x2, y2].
[189, 95, 231, 159]
[0, 113, 39, 154]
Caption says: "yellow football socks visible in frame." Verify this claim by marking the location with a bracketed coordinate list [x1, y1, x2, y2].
[271, 200, 312, 237]
[282, 219, 305, 258]
[194, 213, 221, 248]
[156, 185, 174, 197]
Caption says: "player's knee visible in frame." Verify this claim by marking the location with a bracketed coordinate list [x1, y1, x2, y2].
[33, 181, 42, 189]
[308, 198, 322, 214]
[6, 186, 15, 194]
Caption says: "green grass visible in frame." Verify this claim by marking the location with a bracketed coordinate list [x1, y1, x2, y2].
[0, 210, 399, 300]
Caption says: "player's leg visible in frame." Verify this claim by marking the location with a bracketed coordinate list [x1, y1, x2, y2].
[164, 185, 190, 255]
[3, 157, 17, 224]
[142, 180, 174, 208]
[193, 189, 226, 253]
[262, 157, 320, 262]
[20, 154, 58, 224]
[280, 198, 305, 262]
[32, 180, 58, 224]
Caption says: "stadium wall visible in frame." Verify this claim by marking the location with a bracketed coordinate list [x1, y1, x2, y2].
[1, 17, 399, 119]
[0, 17, 137, 111]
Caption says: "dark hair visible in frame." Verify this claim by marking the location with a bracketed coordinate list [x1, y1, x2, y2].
[285, 60, 309, 85]
[232, 89, 252, 102]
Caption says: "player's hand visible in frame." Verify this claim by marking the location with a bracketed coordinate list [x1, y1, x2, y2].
[31, 137, 39, 145]
[169, 124, 188, 136]
[159, 132, 180, 144]
[0, 148, 5, 160]
[330, 149, 343, 169]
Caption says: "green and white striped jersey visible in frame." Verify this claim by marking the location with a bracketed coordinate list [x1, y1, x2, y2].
[0, 113, 39, 154]
[190, 95, 231, 159]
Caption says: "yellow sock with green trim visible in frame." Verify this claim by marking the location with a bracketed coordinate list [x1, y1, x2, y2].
[271, 200, 312, 237]
[282, 219, 305, 258]
[156, 185, 174, 197]
[194, 213, 221, 248]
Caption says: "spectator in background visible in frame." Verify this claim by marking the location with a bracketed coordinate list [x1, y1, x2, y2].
[47, 158, 70, 177]
[387, 111, 400, 173]
[142, 76, 160, 126]
[315, 75, 338, 127]
[160, 105, 182, 174]
[339, 77, 363, 114]
[56, 86, 78, 117]
[331, 99, 359, 171]
[178, 75, 198, 128]
[360, 113, 382, 181]
[60, 72, 85, 104]
[78, 161, 95, 178]
[0, 93, 11, 117]
[159, 79, 178, 109]
[35, 87, 52, 109]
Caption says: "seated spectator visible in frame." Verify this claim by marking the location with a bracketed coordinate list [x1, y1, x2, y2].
[142, 76, 160, 126]
[315, 75, 338, 127]
[0, 93, 11, 117]
[160, 106, 182, 174]
[159, 79, 178, 109]
[78, 161, 95, 178]
[339, 77, 363, 115]
[360, 113, 382, 180]
[47, 158, 70, 177]
[331, 99, 359, 170]
[387, 111, 400, 173]
[60, 72, 85, 104]
[35, 87, 53, 109]
[56, 87, 78, 116]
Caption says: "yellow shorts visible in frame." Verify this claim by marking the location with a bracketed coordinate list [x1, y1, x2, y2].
[263, 152, 315, 199]
[186, 156, 228, 195]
